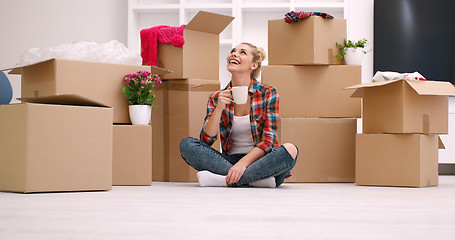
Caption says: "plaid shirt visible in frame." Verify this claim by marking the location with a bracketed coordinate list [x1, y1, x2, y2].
[200, 79, 280, 154]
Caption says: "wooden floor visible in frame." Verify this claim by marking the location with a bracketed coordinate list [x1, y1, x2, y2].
[1, 176, 455, 240]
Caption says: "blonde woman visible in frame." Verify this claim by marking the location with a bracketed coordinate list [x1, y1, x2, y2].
[179, 43, 298, 187]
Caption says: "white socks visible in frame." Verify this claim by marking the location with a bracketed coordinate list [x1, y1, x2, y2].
[197, 171, 227, 187]
[197, 171, 276, 188]
[249, 177, 276, 188]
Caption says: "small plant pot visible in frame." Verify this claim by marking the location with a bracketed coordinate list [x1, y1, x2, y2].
[129, 105, 152, 125]
[344, 48, 364, 65]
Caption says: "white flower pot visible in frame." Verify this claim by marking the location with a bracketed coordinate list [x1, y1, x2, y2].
[129, 105, 152, 125]
[344, 48, 364, 65]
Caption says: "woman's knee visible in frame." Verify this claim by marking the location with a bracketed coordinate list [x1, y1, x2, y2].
[179, 137, 197, 156]
[282, 143, 298, 160]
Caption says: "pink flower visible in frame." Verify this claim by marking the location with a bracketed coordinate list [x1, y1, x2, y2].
[137, 91, 140, 94]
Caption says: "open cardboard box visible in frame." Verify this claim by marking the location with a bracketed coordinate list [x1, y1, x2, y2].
[0, 94, 113, 193]
[1, 58, 171, 123]
[346, 79, 455, 134]
[268, 16, 346, 65]
[262, 65, 361, 118]
[280, 117, 357, 183]
[356, 133, 445, 188]
[113, 125, 152, 186]
[151, 78, 221, 182]
[156, 11, 234, 80]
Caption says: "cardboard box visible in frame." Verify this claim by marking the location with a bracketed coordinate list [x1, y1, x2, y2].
[346, 79, 455, 134]
[152, 79, 221, 182]
[156, 11, 234, 80]
[268, 16, 346, 65]
[113, 125, 152, 186]
[0, 94, 113, 193]
[262, 65, 361, 118]
[280, 118, 357, 183]
[1, 58, 170, 123]
[356, 134, 445, 187]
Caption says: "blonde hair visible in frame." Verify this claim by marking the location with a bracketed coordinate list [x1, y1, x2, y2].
[241, 42, 266, 79]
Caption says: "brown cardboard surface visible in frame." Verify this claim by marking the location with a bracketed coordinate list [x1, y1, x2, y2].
[262, 65, 361, 118]
[280, 118, 357, 183]
[151, 79, 221, 182]
[355, 134, 441, 187]
[346, 80, 455, 134]
[0, 101, 113, 193]
[156, 11, 234, 80]
[2, 58, 170, 124]
[268, 16, 346, 65]
[113, 125, 152, 186]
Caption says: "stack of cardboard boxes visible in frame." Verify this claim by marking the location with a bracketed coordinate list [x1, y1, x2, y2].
[262, 16, 362, 183]
[151, 11, 234, 182]
[0, 59, 167, 192]
[346, 79, 455, 187]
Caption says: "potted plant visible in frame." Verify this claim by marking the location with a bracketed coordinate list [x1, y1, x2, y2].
[336, 38, 371, 65]
[123, 70, 162, 125]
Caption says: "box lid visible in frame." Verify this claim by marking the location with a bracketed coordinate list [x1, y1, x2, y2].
[18, 94, 110, 108]
[345, 79, 455, 98]
[1, 58, 172, 76]
[185, 11, 234, 34]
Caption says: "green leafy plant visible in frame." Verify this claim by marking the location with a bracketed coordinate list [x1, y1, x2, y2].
[122, 71, 162, 106]
[335, 38, 371, 60]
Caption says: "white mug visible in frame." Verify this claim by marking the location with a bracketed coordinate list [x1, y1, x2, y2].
[231, 86, 249, 104]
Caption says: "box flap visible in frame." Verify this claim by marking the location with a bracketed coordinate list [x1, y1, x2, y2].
[0, 58, 56, 75]
[1, 58, 172, 76]
[185, 11, 234, 34]
[345, 80, 402, 98]
[405, 80, 455, 96]
[18, 94, 110, 107]
[345, 79, 455, 98]
[345, 79, 401, 90]
[438, 136, 445, 149]
[150, 65, 173, 76]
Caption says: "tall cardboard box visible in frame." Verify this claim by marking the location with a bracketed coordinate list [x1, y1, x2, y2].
[0, 95, 113, 193]
[346, 79, 455, 134]
[1, 59, 170, 123]
[262, 65, 361, 118]
[156, 11, 234, 80]
[356, 134, 445, 187]
[113, 125, 152, 186]
[268, 16, 346, 65]
[280, 118, 357, 183]
[152, 79, 221, 182]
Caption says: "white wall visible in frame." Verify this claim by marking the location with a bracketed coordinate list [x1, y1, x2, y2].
[0, 0, 128, 103]
[347, 0, 374, 84]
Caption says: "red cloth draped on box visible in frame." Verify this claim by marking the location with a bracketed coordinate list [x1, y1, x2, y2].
[140, 24, 186, 66]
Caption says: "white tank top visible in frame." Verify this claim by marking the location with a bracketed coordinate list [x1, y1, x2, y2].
[230, 114, 255, 154]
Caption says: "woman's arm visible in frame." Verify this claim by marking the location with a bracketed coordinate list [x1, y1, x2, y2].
[201, 88, 233, 137]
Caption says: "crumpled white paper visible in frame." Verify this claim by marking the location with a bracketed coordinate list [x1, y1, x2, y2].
[372, 71, 426, 82]
[19, 40, 142, 65]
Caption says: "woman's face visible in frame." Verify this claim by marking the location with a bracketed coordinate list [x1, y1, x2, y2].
[226, 43, 258, 75]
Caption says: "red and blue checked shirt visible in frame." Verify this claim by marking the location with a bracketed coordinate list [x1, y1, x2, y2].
[200, 78, 280, 155]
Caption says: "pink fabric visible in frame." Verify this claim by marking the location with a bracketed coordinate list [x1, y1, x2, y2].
[140, 24, 186, 66]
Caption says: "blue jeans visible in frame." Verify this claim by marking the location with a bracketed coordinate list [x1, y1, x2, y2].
[179, 137, 298, 187]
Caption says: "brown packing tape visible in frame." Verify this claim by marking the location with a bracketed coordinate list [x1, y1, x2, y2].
[163, 82, 170, 181]
[422, 114, 430, 135]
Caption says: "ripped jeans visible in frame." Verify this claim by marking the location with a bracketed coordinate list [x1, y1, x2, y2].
[179, 137, 298, 187]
